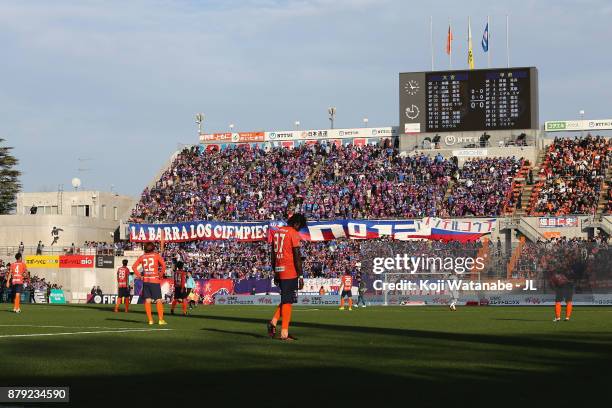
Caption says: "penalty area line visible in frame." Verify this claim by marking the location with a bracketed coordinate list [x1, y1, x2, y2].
[0, 328, 172, 339]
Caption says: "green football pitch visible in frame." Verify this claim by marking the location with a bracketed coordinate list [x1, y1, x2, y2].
[1, 304, 611, 407]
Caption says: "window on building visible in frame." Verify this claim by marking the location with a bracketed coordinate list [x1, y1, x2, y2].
[113, 207, 118, 221]
[101, 205, 107, 219]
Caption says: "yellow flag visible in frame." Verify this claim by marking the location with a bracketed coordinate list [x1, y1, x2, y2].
[468, 17, 475, 69]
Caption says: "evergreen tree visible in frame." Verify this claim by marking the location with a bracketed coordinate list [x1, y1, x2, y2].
[0, 138, 21, 214]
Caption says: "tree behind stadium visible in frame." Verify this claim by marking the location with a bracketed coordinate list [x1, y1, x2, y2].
[0, 138, 21, 214]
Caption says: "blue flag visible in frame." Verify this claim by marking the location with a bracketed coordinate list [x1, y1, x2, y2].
[481, 23, 489, 52]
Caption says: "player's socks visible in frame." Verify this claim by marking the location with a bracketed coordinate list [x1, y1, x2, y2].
[114, 297, 120, 312]
[348, 298, 353, 310]
[271, 305, 281, 326]
[280, 304, 292, 338]
[14, 295, 20, 311]
[145, 302, 153, 323]
[124, 297, 129, 312]
[339, 298, 345, 310]
[554, 302, 561, 320]
[566, 302, 573, 319]
[156, 301, 164, 321]
[182, 301, 187, 315]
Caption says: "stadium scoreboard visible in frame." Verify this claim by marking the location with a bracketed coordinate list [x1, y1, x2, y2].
[399, 67, 538, 134]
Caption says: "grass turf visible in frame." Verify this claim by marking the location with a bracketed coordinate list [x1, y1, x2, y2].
[0, 304, 611, 407]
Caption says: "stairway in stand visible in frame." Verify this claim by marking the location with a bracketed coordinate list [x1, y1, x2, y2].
[515, 149, 548, 216]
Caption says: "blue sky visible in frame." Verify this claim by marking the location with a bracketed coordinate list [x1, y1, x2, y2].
[1, 0, 611, 196]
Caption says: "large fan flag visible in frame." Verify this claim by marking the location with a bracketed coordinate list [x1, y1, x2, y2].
[482, 22, 489, 52]
[467, 18, 475, 69]
[446, 24, 453, 55]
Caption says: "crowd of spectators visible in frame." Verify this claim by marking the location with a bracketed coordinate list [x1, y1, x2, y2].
[444, 157, 524, 216]
[131, 143, 525, 222]
[510, 236, 610, 291]
[300, 147, 454, 219]
[131, 145, 323, 222]
[161, 238, 362, 281]
[530, 136, 611, 215]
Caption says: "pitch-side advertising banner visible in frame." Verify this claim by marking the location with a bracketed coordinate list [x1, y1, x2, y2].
[59, 255, 95, 268]
[129, 218, 496, 243]
[25, 255, 59, 268]
[544, 119, 612, 132]
[200, 127, 398, 144]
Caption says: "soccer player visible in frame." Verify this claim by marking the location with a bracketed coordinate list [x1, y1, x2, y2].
[339, 271, 353, 311]
[170, 261, 188, 316]
[132, 242, 167, 325]
[5, 253, 29, 313]
[114, 259, 131, 313]
[356, 276, 367, 308]
[267, 214, 307, 341]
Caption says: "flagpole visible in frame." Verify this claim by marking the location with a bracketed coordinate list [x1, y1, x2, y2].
[430, 16, 434, 71]
[468, 16, 472, 69]
[506, 14, 510, 68]
[449, 18, 452, 69]
[487, 15, 491, 68]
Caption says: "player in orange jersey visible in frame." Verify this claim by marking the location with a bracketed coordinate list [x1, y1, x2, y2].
[114, 259, 131, 313]
[5, 253, 29, 313]
[268, 214, 307, 341]
[170, 261, 188, 316]
[132, 242, 167, 325]
[339, 271, 353, 311]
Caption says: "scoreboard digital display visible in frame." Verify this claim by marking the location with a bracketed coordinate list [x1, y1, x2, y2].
[399, 67, 538, 134]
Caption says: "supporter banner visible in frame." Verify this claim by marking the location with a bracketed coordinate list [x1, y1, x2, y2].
[130, 218, 495, 243]
[49, 289, 66, 304]
[129, 221, 269, 243]
[59, 255, 95, 268]
[544, 119, 612, 132]
[25, 255, 59, 269]
[423, 217, 496, 242]
[234, 278, 276, 295]
[538, 217, 578, 228]
[197, 279, 234, 305]
[300, 278, 341, 295]
[95, 255, 115, 269]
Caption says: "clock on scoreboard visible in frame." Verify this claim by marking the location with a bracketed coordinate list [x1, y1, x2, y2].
[399, 67, 538, 134]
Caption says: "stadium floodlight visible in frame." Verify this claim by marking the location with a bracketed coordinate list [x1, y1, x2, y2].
[229, 124, 235, 131]
[71, 177, 81, 191]
[579, 110, 585, 136]
[195, 113, 205, 134]
[328, 107, 336, 129]
[295, 121, 300, 130]
[363, 118, 369, 128]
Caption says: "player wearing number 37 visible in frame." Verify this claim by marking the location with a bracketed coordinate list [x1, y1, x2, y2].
[132, 242, 167, 325]
[268, 214, 307, 341]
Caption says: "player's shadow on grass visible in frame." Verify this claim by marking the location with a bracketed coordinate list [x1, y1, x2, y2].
[202, 327, 267, 339]
[189, 313, 612, 351]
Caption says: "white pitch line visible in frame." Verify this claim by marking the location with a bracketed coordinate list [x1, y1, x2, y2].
[0, 325, 146, 330]
[0, 328, 172, 338]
